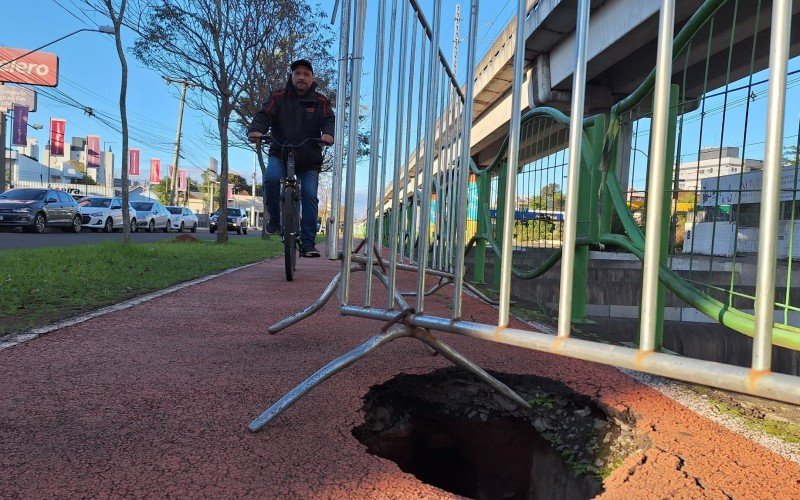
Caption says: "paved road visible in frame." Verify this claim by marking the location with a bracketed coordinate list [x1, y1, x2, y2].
[0, 227, 261, 250]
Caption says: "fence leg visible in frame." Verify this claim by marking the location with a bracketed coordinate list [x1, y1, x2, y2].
[473, 171, 489, 284]
[267, 271, 342, 334]
[249, 326, 410, 432]
[571, 114, 607, 323]
[654, 84, 680, 349]
[493, 161, 508, 290]
[412, 328, 533, 412]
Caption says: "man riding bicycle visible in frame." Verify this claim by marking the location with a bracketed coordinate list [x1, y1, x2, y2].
[248, 59, 335, 258]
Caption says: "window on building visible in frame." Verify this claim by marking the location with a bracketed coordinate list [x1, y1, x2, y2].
[738, 203, 760, 227]
[780, 200, 800, 221]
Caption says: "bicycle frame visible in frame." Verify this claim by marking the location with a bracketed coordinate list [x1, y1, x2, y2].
[281, 150, 301, 246]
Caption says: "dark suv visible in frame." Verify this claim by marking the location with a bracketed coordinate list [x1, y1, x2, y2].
[210, 207, 248, 235]
[0, 188, 83, 233]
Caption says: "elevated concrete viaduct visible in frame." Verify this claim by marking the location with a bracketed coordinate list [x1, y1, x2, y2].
[384, 0, 800, 207]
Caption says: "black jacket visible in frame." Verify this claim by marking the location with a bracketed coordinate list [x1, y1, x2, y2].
[248, 79, 335, 172]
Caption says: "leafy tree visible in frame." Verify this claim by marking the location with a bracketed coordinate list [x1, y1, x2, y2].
[783, 145, 800, 167]
[539, 183, 563, 210]
[228, 173, 250, 194]
[153, 178, 171, 205]
[134, 0, 293, 243]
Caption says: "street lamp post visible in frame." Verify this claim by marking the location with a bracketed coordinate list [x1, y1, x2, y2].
[0, 27, 115, 70]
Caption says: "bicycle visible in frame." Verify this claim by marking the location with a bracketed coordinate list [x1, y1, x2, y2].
[254, 135, 325, 281]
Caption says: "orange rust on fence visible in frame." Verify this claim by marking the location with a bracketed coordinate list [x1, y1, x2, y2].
[634, 349, 655, 371]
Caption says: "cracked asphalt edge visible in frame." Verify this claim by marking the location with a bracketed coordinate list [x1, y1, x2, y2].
[0, 261, 262, 351]
[508, 312, 800, 466]
[620, 369, 800, 465]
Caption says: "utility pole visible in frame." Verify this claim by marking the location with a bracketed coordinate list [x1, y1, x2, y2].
[453, 4, 461, 75]
[165, 77, 192, 205]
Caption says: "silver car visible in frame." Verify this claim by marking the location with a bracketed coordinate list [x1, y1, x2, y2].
[131, 200, 171, 233]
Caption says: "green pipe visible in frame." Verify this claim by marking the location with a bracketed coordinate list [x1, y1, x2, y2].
[601, 234, 800, 351]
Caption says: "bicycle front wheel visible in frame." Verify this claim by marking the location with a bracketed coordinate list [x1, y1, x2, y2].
[282, 187, 299, 281]
[284, 232, 297, 281]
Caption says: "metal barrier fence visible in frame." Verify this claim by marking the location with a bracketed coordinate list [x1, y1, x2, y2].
[248, 0, 800, 431]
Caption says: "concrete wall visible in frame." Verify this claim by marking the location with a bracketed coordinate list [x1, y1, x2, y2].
[464, 248, 800, 375]
[685, 221, 800, 258]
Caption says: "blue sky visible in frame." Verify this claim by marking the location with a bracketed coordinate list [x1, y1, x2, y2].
[4, 0, 515, 189]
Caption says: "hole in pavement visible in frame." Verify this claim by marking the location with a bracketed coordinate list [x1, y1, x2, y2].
[353, 367, 647, 500]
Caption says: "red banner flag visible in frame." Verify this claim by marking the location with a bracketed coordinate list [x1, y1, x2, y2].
[86, 135, 100, 169]
[49, 118, 66, 156]
[149, 158, 161, 183]
[227, 184, 233, 201]
[178, 169, 188, 191]
[168, 164, 174, 180]
[129, 148, 140, 176]
[12, 105, 28, 146]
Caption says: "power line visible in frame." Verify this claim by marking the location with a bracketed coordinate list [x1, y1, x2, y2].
[52, 0, 99, 28]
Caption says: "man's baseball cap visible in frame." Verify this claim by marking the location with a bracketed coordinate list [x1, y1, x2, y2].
[290, 59, 314, 73]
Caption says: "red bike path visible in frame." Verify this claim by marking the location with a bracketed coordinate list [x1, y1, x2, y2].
[1, 255, 798, 498]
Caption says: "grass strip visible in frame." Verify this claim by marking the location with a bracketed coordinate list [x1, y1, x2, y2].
[0, 237, 283, 335]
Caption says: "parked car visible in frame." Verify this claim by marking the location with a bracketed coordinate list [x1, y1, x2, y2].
[0, 188, 82, 233]
[130, 200, 171, 232]
[78, 196, 138, 233]
[210, 207, 248, 234]
[166, 206, 199, 233]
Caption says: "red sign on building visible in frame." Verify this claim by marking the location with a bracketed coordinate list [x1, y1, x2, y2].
[0, 47, 59, 87]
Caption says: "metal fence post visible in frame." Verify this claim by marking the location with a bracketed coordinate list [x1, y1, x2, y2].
[493, 162, 507, 290]
[474, 170, 489, 284]
[653, 84, 680, 348]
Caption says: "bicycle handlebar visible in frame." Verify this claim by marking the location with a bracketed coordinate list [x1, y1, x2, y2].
[252, 135, 328, 149]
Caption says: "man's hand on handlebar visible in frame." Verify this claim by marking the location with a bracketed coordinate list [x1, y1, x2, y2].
[248, 131, 266, 143]
[321, 134, 334, 146]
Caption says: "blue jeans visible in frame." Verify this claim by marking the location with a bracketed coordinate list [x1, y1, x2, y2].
[265, 155, 319, 249]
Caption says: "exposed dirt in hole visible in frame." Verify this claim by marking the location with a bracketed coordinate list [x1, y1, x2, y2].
[171, 234, 201, 244]
[353, 367, 650, 499]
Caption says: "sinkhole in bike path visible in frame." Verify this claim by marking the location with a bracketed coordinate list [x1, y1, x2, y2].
[353, 368, 647, 499]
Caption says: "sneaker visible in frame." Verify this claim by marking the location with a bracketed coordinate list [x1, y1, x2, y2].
[265, 221, 280, 234]
[301, 246, 321, 258]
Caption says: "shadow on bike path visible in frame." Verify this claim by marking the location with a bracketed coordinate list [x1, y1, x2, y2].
[0, 254, 797, 497]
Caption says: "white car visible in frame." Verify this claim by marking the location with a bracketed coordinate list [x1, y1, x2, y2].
[131, 200, 171, 232]
[78, 196, 138, 233]
[166, 206, 199, 233]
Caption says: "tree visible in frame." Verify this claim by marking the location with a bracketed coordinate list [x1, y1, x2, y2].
[153, 178, 171, 205]
[783, 145, 799, 167]
[539, 183, 563, 210]
[81, 0, 134, 243]
[134, 0, 294, 243]
[228, 173, 250, 194]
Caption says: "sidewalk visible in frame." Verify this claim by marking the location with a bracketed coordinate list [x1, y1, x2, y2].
[1, 255, 798, 498]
